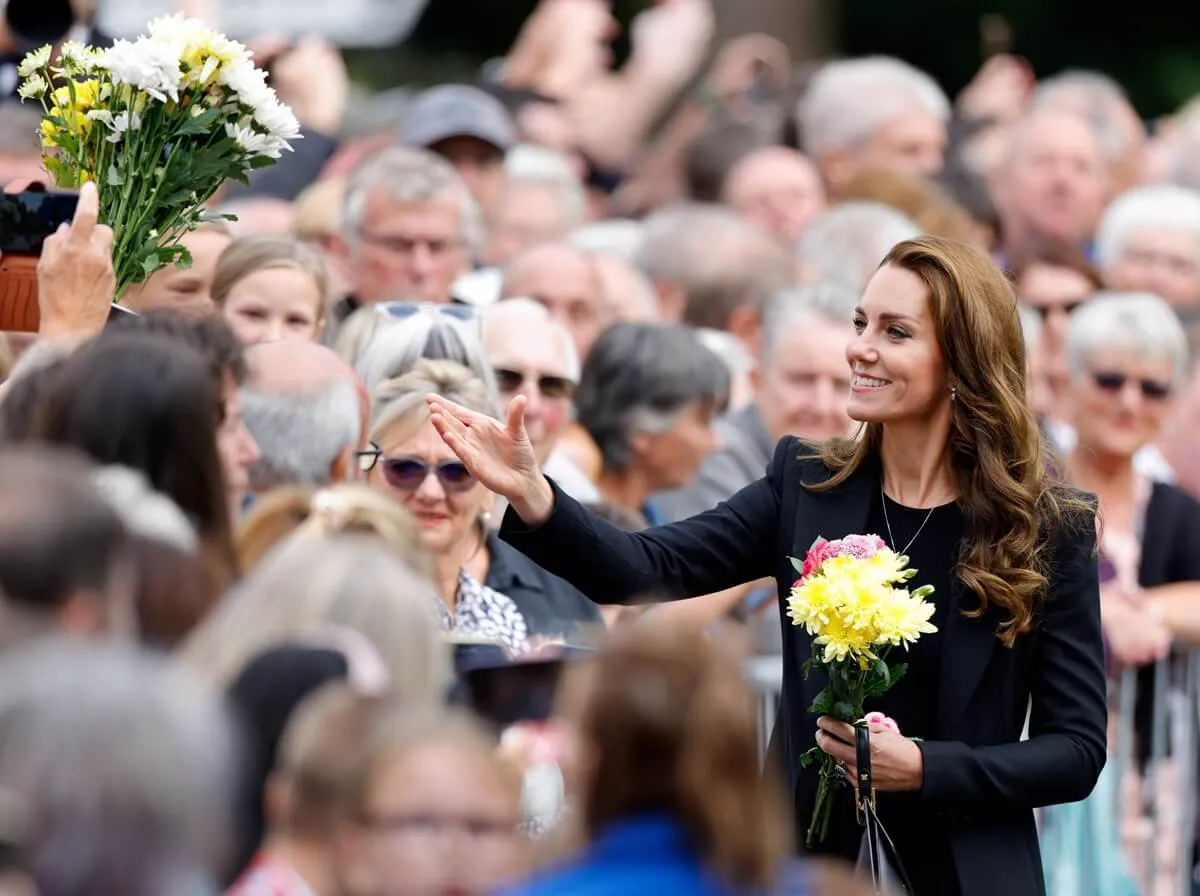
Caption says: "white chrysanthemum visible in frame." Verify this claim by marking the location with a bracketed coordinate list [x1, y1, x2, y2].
[17, 73, 47, 101]
[17, 45, 51, 78]
[219, 58, 272, 108]
[146, 14, 216, 50]
[225, 122, 285, 159]
[101, 38, 183, 103]
[253, 95, 300, 143]
[87, 109, 142, 144]
[58, 40, 93, 72]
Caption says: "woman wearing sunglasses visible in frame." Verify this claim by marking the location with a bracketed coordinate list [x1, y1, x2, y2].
[363, 359, 602, 655]
[1042, 291, 1200, 893]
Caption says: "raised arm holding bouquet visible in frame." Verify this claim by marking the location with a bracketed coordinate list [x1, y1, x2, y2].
[16, 15, 299, 298]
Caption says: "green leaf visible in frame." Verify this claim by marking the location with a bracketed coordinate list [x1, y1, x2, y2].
[831, 701, 856, 722]
[106, 165, 123, 186]
[174, 246, 193, 271]
[874, 658, 891, 688]
[888, 663, 908, 687]
[800, 747, 821, 768]
[807, 686, 833, 715]
[248, 154, 276, 170]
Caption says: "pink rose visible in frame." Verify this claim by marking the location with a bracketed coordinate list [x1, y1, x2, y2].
[801, 537, 831, 578]
[863, 711, 901, 735]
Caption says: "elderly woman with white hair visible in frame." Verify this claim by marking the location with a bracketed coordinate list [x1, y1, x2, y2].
[1094, 184, 1200, 307]
[1046, 291, 1200, 893]
[797, 55, 950, 197]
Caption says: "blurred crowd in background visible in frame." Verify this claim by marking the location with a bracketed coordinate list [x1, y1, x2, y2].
[2, 0, 1200, 894]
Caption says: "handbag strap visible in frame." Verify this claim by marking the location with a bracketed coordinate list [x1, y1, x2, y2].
[855, 723, 875, 820]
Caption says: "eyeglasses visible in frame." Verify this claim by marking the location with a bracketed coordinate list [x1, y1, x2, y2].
[363, 810, 518, 841]
[374, 301, 477, 323]
[493, 367, 576, 400]
[356, 444, 476, 493]
[1030, 301, 1084, 320]
[1091, 371, 1173, 400]
[357, 230, 463, 257]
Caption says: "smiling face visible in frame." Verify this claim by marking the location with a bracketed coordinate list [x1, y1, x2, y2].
[368, 418, 491, 557]
[846, 264, 951, 425]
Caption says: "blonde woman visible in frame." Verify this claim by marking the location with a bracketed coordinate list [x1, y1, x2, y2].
[213, 235, 329, 345]
[365, 360, 602, 653]
[235, 483, 430, 575]
[180, 534, 449, 701]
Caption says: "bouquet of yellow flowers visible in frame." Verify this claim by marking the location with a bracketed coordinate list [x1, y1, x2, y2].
[17, 15, 300, 297]
[787, 534, 938, 847]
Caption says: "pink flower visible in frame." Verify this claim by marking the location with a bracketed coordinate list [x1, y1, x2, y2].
[863, 711, 901, 735]
[827, 533, 888, 560]
[801, 537, 831, 578]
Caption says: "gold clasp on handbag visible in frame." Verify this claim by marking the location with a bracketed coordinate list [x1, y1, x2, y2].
[855, 773, 876, 823]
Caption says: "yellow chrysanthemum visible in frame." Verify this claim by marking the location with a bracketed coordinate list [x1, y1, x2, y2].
[787, 549, 937, 663]
[46, 79, 102, 141]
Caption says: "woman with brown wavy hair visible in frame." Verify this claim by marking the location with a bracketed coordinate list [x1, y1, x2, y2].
[428, 235, 1107, 895]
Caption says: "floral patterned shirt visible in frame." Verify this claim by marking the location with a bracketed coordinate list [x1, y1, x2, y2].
[435, 568, 530, 654]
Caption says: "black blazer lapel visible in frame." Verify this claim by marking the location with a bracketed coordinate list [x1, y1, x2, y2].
[937, 573, 1000, 737]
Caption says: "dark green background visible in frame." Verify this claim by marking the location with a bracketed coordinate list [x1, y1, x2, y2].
[349, 0, 1200, 120]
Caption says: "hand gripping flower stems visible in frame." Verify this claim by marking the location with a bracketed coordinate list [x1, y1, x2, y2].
[16, 16, 301, 297]
[787, 534, 938, 847]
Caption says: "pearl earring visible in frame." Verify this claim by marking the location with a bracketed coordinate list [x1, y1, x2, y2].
[481, 511, 493, 524]
[950, 386, 957, 401]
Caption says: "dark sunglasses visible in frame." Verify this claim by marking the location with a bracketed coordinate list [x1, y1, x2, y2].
[493, 367, 576, 400]
[356, 444, 476, 493]
[1091, 371, 1173, 400]
[374, 301, 476, 322]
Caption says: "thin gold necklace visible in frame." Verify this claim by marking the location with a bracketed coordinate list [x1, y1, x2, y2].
[880, 479, 937, 556]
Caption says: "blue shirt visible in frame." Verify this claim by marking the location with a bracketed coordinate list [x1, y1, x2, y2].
[496, 813, 808, 896]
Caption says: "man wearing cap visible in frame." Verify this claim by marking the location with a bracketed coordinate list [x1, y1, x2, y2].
[400, 84, 517, 226]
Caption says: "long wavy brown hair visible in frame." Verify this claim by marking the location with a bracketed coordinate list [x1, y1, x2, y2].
[814, 235, 1092, 646]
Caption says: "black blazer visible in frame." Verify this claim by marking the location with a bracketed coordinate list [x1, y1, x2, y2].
[501, 436, 1108, 896]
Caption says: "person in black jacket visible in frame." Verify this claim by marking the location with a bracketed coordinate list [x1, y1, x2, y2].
[428, 235, 1107, 896]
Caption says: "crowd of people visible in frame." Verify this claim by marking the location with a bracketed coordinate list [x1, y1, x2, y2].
[2, 0, 1200, 893]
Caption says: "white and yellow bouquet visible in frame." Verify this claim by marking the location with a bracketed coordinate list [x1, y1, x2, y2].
[787, 534, 938, 847]
[17, 15, 300, 296]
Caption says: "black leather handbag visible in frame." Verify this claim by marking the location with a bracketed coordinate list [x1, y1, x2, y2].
[849, 724, 914, 895]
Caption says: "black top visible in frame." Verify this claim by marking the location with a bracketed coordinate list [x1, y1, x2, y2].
[500, 437, 1107, 896]
[484, 532, 604, 644]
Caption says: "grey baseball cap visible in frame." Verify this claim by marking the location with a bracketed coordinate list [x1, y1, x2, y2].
[399, 85, 517, 153]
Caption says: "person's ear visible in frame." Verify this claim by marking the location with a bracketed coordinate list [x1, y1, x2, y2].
[330, 446, 353, 483]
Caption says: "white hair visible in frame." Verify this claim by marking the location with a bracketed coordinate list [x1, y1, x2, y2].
[341, 147, 484, 258]
[0, 638, 235, 896]
[797, 56, 950, 159]
[504, 143, 586, 232]
[357, 308, 499, 405]
[760, 281, 860, 360]
[241, 379, 362, 489]
[1093, 184, 1200, 270]
[1032, 70, 1131, 161]
[567, 219, 645, 262]
[795, 201, 921, 291]
[90, 466, 199, 553]
[1066, 291, 1189, 386]
[483, 297, 580, 381]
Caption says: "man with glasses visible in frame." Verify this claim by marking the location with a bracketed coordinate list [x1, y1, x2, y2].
[482, 298, 598, 502]
[330, 148, 483, 319]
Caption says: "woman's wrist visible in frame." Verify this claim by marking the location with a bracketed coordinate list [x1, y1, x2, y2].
[511, 474, 556, 527]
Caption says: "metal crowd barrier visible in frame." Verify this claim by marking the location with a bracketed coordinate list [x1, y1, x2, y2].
[744, 651, 1200, 895]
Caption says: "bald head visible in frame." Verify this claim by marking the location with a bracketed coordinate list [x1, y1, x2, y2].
[722, 146, 826, 243]
[501, 242, 608, 359]
[242, 343, 367, 489]
[483, 298, 580, 463]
